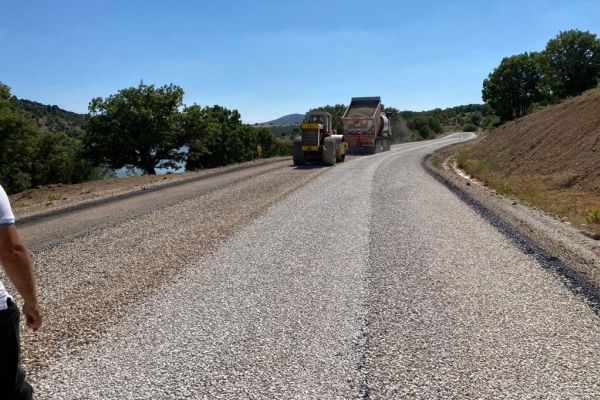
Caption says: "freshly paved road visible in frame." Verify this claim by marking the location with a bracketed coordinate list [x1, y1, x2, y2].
[29, 133, 600, 399]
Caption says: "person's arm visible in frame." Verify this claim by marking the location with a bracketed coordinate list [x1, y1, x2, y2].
[0, 225, 42, 331]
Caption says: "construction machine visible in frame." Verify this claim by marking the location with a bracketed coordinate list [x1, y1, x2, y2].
[293, 111, 347, 166]
[341, 97, 392, 154]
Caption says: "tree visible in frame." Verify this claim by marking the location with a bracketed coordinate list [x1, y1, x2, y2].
[426, 116, 442, 134]
[0, 82, 110, 193]
[469, 112, 482, 126]
[181, 104, 219, 169]
[183, 104, 259, 169]
[84, 82, 185, 174]
[540, 29, 600, 99]
[0, 85, 39, 193]
[482, 52, 542, 121]
[30, 132, 102, 186]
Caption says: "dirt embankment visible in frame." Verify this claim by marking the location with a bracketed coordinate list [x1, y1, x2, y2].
[459, 88, 600, 233]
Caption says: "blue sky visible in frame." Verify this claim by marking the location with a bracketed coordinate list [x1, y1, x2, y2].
[1, 0, 599, 123]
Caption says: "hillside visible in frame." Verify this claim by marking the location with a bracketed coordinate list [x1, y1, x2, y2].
[13, 98, 88, 138]
[260, 113, 304, 126]
[459, 88, 600, 231]
[471, 88, 600, 192]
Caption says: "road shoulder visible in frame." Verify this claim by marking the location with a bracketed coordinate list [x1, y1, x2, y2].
[425, 145, 600, 315]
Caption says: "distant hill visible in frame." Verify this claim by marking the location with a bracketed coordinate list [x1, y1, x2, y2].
[259, 113, 304, 126]
[12, 98, 88, 138]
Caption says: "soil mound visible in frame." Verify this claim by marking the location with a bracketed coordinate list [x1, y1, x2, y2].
[472, 88, 600, 193]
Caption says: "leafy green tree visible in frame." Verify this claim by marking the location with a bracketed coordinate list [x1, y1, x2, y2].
[0, 83, 39, 193]
[84, 82, 185, 174]
[184, 104, 259, 169]
[30, 132, 104, 186]
[0, 82, 111, 193]
[482, 52, 543, 121]
[411, 117, 431, 138]
[540, 29, 600, 99]
[181, 104, 219, 168]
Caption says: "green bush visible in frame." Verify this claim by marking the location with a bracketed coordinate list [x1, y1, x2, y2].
[462, 123, 477, 132]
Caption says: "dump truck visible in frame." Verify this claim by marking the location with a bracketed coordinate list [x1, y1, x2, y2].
[341, 97, 392, 154]
[293, 111, 347, 166]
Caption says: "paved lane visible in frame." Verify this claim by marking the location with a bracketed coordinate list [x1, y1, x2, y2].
[31, 133, 600, 399]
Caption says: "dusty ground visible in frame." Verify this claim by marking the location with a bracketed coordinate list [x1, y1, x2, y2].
[455, 88, 600, 234]
[10, 157, 286, 219]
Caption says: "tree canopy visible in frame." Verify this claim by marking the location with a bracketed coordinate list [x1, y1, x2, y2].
[85, 82, 186, 175]
[482, 52, 542, 121]
[541, 30, 600, 99]
[482, 29, 600, 121]
[0, 82, 107, 194]
[0, 85, 38, 192]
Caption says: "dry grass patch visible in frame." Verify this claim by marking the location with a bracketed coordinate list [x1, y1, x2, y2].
[455, 146, 600, 235]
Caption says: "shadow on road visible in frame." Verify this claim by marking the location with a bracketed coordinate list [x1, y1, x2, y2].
[291, 164, 332, 170]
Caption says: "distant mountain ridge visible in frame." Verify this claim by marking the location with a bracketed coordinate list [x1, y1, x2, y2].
[259, 113, 304, 126]
[12, 98, 88, 138]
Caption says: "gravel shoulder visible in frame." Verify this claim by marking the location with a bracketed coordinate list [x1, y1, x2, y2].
[427, 144, 600, 309]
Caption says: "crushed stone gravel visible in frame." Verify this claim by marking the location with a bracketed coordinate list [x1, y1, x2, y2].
[14, 133, 600, 399]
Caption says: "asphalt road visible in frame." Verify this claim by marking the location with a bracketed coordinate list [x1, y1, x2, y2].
[27, 133, 600, 399]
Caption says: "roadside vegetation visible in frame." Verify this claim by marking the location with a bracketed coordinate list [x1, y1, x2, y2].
[482, 29, 600, 121]
[454, 87, 600, 234]
[457, 144, 600, 235]
[0, 83, 109, 194]
[451, 29, 600, 235]
[0, 81, 289, 194]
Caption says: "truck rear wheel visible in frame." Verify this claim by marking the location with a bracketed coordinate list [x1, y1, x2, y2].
[293, 137, 305, 165]
[323, 137, 336, 166]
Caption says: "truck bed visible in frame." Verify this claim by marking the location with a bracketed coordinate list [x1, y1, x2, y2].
[343, 97, 381, 119]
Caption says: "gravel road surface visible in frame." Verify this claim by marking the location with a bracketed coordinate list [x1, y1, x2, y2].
[21, 133, 600, 398]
